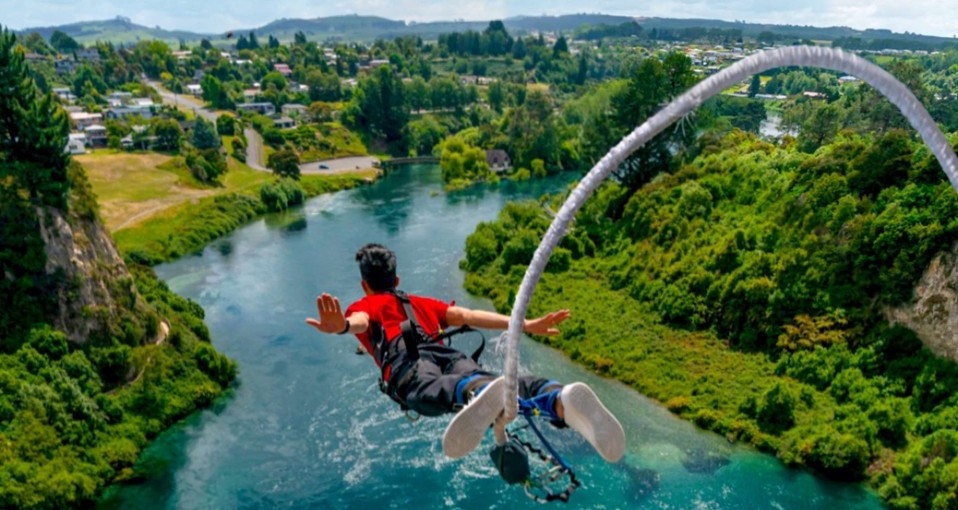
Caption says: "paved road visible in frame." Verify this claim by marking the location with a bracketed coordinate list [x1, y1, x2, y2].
[148, 81, 217, 122]
[243, 127, 266, 170]
[149, 81, 373, 175]
[300, 156, 380, 174]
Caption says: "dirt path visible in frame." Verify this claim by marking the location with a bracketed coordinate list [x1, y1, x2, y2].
[108, 320, 171, 394]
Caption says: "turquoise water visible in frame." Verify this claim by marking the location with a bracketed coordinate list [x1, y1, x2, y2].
[100, 165, 885, 509]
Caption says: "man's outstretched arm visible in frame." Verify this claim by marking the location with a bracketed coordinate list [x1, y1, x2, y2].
[305, 293, 369, 335]
[446, 306, 570, 336]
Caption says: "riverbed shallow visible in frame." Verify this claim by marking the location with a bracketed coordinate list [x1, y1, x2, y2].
[99, 165, 885, 509]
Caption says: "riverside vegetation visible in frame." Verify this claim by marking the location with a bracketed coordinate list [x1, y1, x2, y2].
[0, 28, 237, 508]
[462, 128, 958, 509]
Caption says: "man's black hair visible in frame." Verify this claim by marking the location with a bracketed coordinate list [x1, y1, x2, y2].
[356, 243, 397, 292]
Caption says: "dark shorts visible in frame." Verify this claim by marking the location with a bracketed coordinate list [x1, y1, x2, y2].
[386, 344, 555, 417]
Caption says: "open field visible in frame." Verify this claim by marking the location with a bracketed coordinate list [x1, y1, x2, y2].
[76, 151, 216, 232]
[79, 150, 377, 233]
[78, 150, 376, 263]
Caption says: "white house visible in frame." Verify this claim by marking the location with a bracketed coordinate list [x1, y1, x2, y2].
[281, 103, 308, 117]
[83, 125, 108, 147]
[65, 133, 87, 154]
[237, 102, 276, 116]
[70, 112, 103, 129]
[273, 116, 296, 130]
[186, 84, 203, 96]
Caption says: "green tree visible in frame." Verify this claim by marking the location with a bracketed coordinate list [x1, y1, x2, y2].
[512, 37, 527, 59]
[553, 35, 569, 56]
[49, 30, 79, 53]
[748, 74, 761, 97]
[151, 118, 183, 151]
[201, 74, 232, 109]
[216, 114, 236, 136]
[191, 116, 221, 150]
[261, 71, 288, 92]
[268, 149, 301, 179]
[349, 65, 407, 141]
[305, 69, 341, 102]
[503, 90, 560, 169]
[20, 32, 54, 55]
[488, 80, 505, 112]
[602, 52, 696, 191]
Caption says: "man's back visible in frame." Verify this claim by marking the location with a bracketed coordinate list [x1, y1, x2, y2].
[345, 292, 450, 363]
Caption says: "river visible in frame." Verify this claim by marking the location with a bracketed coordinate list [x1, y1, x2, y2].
[99, 165, 884, 509]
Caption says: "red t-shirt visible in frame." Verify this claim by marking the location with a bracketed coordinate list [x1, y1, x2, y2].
[345, 293, 452, 366]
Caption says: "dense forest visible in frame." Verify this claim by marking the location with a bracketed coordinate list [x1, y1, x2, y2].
[0, 28, 236, 508]
[462, 108, 958, 509]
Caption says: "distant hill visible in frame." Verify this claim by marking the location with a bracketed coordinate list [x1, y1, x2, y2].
[16, 13, 957, 49]
[638, 17, 957, 47]
[20, 16, 213, 45]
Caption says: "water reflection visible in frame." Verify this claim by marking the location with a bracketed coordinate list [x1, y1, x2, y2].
[681, 448, 732, 475]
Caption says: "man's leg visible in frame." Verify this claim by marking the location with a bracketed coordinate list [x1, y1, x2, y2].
[518, 376, 626, 463]
[401, 345, 494, 416]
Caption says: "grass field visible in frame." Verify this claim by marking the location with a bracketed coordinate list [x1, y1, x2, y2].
[77, 151, 216, 232]
[78, 149, 375, 263]
[79, 150, 375, 232]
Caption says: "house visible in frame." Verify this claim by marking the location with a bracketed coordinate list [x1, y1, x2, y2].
[52, 87, 76, 103]
[802, 91, 827, 100]
[838, 75, 860, 84]
[55, 58, 77, 74]
[172, 50, 192, 60]
[24, 52, 47, 62]
[83, 125, 108, 147]
[274, 63, 293, 76]
[65, 133, 87, 154]
[131, 98, 155, 108]
[273, 116, 296, 130]
[178, 120, 196, 133]
[76, 49, 100, 63]
[237, 102, 276, 116]
[485, 149, 512, 173]
[242, 89, 260, 102]
[70, 112, 103, 129]
[369, 59, 389, 68]
[186, 84, 203, 96]
[105, 105, 154, 120]
[109, 91, 134, 101]
[281, 103, 308, 117]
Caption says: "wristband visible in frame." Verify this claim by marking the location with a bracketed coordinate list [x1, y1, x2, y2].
[338, 319, 351, 335]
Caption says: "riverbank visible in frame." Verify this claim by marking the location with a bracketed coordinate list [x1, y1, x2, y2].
[80, 150, 377, 265]
[100, 164, 883, 509]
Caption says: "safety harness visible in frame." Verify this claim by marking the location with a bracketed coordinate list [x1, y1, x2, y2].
[367, 290, 578, 502]
[372, 289, 485, 415]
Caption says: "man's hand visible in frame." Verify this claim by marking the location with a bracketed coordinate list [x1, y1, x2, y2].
[305, 293, 347, 334]
[523, 309, 571, 336]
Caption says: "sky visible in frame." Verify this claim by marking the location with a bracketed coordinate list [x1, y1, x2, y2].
[3, 0, 958, 38]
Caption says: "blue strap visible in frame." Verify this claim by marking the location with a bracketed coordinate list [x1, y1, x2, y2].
[517, 381, 562, 422]
[520, 407, 573, 472]
[455, 373, 487, 406]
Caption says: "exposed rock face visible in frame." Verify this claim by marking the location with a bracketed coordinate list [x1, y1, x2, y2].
[36, 206, 152, 343]
[885, 242, 958, 361]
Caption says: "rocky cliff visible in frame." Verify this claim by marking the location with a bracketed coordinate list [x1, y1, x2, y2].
[886, 241, 958, 361]
[35, 174, 158, 344]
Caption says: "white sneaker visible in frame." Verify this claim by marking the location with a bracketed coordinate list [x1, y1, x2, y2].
[561, 382, 626, 462]
[442, 376, 506, 459]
